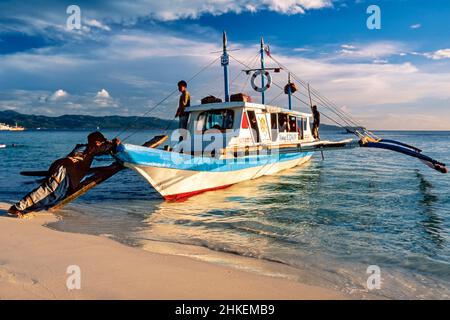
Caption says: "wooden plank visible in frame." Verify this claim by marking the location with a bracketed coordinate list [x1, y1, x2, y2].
[49, 135, 168, 212]
[20, 170, 51, 177]
[49, 163, 124, 212]
[21, 167, 106, 177]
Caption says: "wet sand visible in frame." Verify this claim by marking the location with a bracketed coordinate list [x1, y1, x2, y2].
[0, 202, 345, 299]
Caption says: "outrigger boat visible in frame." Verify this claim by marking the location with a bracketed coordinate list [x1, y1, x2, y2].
[111, 32, 447, 201]
[115, 102, 321, 200]
[20, 32, 447, 210]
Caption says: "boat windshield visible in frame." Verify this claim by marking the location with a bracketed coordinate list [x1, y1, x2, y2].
[198, 109, 234, 132]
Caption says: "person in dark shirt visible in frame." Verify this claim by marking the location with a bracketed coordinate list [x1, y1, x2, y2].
[8, 132, 120, 218]
[312, 105, 320, 140]
[175, 80, 191, 129]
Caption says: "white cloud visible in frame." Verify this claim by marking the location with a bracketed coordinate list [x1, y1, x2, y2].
[341, 44, 356, 50]
[49, 89, 68, 101]
[338, 42, 406, 59]
[105, 34, 219, 59]
[424, 49, 450, 60]
[96, 89, 111, 99]
[293, 47, 311, 52]
[84, 19, 111, 32]
[410, 23, 421, 29]
[272, 48, 450, 129]
[1, 28, 450, 129]
[0, 0, 334, 31]
[128, 0, 334, 20]
[94, 89, 118, 107]
[1, 52, 86, 72]
[0, 89, 121, 115]
[372, 59, 388, 64]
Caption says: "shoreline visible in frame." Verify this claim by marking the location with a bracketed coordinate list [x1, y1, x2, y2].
[0, 205, 347, 299]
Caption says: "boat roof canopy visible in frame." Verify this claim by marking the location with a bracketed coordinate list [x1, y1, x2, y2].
[188, 101, 312, 117]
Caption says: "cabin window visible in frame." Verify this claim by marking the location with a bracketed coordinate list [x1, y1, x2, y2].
[247, 110, 260, 142]
[297, 118, 304, 139]
[196, 113, 206, 133]
[288, 116, 297, 133]
[270, 113, 278, 129]
[278, 114, 288, 132]
[198, 109, 234, 132]
[270, 113, 278, 141]
[303, 118, 308, 131]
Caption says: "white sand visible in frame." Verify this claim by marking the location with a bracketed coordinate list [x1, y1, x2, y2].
[0, 202, 346, 299]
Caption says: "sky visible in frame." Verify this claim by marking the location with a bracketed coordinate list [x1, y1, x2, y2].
[1, 0, 450, 130]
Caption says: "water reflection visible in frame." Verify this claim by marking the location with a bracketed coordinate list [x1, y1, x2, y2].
[415, 170, 444, 249]
[136, 163, 318, 260]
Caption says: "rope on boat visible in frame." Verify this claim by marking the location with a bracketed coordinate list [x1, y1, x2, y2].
[215, 52, 261, 99]
[240, 52, 261, 92]
[229, 51, 446, 174]
[267, 90, 285, 105]
[116, 55, 221, 142]
[229, 53, 352, 129]
[266, 54, 371, 137]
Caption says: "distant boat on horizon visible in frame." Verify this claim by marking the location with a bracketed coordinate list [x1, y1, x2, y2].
[0, 122, 25, 131]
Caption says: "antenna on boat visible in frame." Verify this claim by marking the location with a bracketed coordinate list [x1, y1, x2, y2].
[222, 31, 230, 102]
[260, 37, 266, 104]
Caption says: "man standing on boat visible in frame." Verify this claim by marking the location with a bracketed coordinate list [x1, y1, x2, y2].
[312, 105, 320, 140]
[175, 80, 191, 129]
[8, 132, 120, 218]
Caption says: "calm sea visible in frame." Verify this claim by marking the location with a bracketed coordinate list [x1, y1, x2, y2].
[1, 129, 449, 299]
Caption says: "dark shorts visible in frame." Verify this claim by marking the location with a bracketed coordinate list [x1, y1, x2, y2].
[179, 114, 188, 129]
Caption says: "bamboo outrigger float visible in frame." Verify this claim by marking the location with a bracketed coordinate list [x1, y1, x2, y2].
[21, 32, 447, 210]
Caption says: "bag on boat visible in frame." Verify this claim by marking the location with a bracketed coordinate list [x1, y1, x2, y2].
[284, 83, 298, 94]
[230, 93, 252, 102]
[201, 95, 223, 104]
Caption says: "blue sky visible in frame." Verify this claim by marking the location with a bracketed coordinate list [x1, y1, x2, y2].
[1, 0, 450, 129]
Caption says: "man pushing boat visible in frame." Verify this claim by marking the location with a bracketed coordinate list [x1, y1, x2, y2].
[8, 132, 120, 218]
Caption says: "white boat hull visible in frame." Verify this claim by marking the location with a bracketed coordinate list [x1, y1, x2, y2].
[126, 154, 312, 200]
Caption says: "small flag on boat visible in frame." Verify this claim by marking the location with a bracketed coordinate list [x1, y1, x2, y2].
[265, 45, 271, 57]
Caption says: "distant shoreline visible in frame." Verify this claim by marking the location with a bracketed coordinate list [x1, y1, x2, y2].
[1, 110, 449, 131]
[0, 110, 176, 130]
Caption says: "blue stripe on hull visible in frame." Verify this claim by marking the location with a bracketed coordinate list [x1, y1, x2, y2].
[115, 144, 313, 172]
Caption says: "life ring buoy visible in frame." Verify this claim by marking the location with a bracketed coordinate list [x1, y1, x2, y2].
[251, 70, 272, 92]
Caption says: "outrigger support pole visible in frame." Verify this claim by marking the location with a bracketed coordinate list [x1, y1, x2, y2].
[280, 137, 447, 174]
[359, 139, 447, 174]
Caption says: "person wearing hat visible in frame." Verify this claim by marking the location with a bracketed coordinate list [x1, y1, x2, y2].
[175, 80, 190, 129]
[8, 132, 120, 218]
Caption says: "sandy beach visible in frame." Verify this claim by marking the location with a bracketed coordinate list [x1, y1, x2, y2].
[0, 203, 345, 300]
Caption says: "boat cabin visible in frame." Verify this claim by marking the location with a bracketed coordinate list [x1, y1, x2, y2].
[173, 101, 313, 155]
[167, 32, 315, 157]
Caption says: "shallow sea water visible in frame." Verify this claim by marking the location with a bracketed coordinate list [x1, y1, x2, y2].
[1, 129, 449, 299]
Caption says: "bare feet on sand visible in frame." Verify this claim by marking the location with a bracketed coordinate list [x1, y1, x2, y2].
[7, 206, 24, 219]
